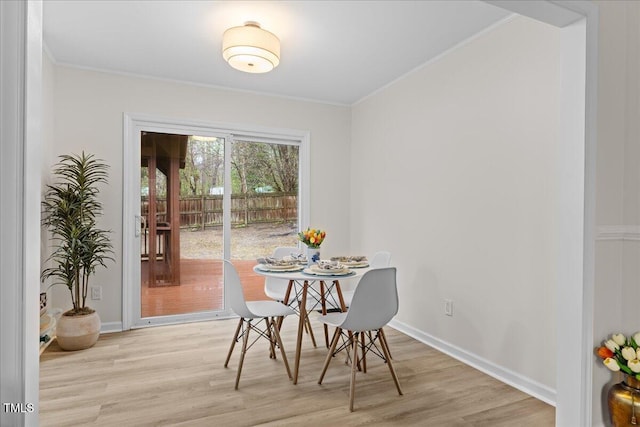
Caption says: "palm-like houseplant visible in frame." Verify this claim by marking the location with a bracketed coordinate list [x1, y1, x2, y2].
[41, 152, 113, 349]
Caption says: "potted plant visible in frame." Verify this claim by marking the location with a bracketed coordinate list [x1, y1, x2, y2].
[41, 152, 114, 350]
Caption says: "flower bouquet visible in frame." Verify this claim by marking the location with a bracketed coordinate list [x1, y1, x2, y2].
[298, 227, 326, 249]
[298, 227, 325, 265]
[596, 332, 640, 379]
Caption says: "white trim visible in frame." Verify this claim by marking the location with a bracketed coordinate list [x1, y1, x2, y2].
[596, 225, 640, 241]
[122, 113, 310, 330]
[389, 320, 557, 405]
[100, 321, 124, 334]
[0, 1, 42, 425]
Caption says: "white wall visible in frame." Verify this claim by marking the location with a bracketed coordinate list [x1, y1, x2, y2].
[593, 1, 640, 425]
[47, 66, 351, 324]
[350, 15, 560, 395]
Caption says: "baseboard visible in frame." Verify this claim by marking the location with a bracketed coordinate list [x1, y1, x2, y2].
[388, 319, 557, 406]
[100, 321, 123, 334]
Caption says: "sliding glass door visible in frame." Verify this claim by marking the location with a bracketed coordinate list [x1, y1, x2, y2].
[127, 122, 302, 327]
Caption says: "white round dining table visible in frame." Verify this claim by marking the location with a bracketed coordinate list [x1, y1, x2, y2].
[252, 264, 371, 384]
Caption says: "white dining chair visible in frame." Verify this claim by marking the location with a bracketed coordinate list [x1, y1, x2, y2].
[263, 246, 301, 302]
[329, 250, 392, 310]
[263, 246, 322, 347]
[223, 260, 296, 389]
[317, 267, 402, 412]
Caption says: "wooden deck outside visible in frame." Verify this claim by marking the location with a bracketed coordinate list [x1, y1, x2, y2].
[141, 259, 266, 318]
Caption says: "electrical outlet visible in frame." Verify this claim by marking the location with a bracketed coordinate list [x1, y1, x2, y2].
[91, 286, 102, 300]
[444, 299, 453, 316]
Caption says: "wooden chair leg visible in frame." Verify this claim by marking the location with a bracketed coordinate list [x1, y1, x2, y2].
[344, 332, 363, 371]
[361, 332, 367, 373]
[318, 327, 341, 384]
[225, 317, 243, 368]
[265, 317, 276, 359]
[305, 312, 317, 347]
[379, 327, 393, 359]
[349, 332, 359, 412]
[320, 281, 330, 348]
[271, 318, 292, 380]
[235, 320, 250, 390]
[378, 328, 402, 396]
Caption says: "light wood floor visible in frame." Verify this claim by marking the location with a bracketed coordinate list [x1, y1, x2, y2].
[40, 316, 555, 426]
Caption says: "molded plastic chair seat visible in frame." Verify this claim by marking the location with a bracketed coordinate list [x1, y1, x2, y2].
[245, 300, 297, 319]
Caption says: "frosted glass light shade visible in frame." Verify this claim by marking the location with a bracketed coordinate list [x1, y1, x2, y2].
[222, 22, 280, 73]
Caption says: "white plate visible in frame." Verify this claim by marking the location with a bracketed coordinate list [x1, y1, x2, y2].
[339, 261, 369, 268]
[257, 264, 304, 272]
[303, 267, 354, 276]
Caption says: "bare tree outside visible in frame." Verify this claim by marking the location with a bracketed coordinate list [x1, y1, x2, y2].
[180, 136, 224, 196]
[148, 137, 301, 259]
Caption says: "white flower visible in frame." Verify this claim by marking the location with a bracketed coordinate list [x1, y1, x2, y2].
[637, 348, 640, 360]
[605, 339, 620, 353]
[634, 332, 640, 345]
[612, 334, 627, 346]
[622, 346, 637, 361]
[629, 359, 640, 373]
[604, 358, 621, 371]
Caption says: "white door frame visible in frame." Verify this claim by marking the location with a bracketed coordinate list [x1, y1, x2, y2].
[122, 113, 310, 329]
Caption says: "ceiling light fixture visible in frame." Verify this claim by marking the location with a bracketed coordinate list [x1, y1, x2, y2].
[222, 21, 280, 74]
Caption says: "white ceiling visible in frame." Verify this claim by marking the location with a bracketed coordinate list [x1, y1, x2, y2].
[43, 1, 511, 105]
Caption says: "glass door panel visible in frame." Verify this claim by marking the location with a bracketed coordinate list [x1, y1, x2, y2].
[140, 132, 225, 318]
[229, 139, 300, 301]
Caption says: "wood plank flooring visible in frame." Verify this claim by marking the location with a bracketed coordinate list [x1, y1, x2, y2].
[40, 316, 555, 426]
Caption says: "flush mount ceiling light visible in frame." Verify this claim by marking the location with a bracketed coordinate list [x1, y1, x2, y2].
[222, 21, 280, 73]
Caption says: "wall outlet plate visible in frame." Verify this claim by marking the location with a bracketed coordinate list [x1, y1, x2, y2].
[91, 286, 102, 300]
[444, 299, 453, 316]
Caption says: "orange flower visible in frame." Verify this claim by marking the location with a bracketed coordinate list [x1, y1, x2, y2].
[597, 346, 614, 360]
[298, 227, 326, 248]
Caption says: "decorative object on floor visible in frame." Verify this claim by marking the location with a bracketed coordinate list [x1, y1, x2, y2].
[41, 152, 114, 351]
[596, 332, 640, 426]
[222, 21, 280, 73]
[298, 227, 325, 265]
[609, 375, 640, 426]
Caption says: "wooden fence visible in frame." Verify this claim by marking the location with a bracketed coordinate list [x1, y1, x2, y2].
[141, 193, 298, 229]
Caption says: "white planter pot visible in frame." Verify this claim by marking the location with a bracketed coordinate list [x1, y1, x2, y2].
[56, 311, 101, 351]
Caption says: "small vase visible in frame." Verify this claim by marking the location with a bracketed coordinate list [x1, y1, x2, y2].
[306, 246, 320, 266]
[608, 375, 640, 426]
